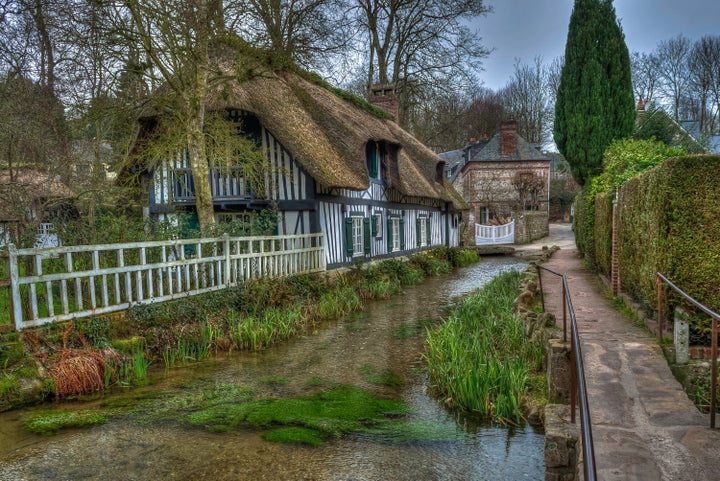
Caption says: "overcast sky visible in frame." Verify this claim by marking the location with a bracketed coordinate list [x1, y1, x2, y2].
[474, 0, 720, 91]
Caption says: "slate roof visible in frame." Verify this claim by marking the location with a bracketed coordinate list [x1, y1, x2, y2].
[439, 130, 549, 182]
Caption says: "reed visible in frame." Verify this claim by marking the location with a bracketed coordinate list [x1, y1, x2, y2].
[424, 270, 542, 424]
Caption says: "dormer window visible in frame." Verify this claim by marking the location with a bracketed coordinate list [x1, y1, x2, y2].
[366, 141, 380, 180]
[436, 161, 445, 183]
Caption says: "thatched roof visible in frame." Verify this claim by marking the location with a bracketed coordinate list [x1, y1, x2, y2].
[0, 169, 74, 221]
[201, 63, 461, 208]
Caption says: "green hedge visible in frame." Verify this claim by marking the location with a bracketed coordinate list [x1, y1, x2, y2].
[572, 184, 594, 265]
[617, 155, 720, 312]
[593, 191, 613, 276]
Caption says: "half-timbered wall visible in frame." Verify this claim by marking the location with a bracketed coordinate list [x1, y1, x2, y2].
[262, 127, 314, 203]
[146, 113, 459, 268]
[318, 197, 458, 267]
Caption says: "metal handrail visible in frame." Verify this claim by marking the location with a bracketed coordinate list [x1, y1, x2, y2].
[536, 264, 597, 481]
[657, 272, 720, 428]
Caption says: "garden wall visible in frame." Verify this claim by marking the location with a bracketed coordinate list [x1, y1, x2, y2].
[514, 211, 549, 244]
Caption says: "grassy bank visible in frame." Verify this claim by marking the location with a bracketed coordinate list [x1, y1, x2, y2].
[0, 247, 479, 411]
[424, 270, 545, 425]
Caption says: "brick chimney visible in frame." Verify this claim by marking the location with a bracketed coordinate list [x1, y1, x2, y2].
[370, 84, 399, 121]
[500, 120, 517, 156]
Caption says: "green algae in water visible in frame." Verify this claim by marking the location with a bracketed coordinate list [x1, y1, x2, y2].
[263, 426, 326, 445]
[187, 385, 411, 443]
[358, 364, 403, 387]
[23, 410, 109, 435]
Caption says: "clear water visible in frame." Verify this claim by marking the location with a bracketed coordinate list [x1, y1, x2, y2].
[0, 256, 544, 481]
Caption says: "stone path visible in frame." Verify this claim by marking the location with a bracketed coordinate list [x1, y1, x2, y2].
[517, 224, 720, 481]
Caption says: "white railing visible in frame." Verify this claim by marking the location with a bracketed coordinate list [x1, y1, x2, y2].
[475, 220, 515, 245]
[3, 233, 325, 330]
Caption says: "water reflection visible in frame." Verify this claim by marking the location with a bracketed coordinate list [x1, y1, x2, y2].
[0, 256, 543, 481]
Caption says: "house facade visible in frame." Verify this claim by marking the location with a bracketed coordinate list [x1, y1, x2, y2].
[138, 67, 462, 268]
[440, 121, 550, 244]
[0, 169, 75, 248]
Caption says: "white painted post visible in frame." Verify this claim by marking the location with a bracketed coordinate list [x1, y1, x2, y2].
[223, 234, 231, 287]
[8, 244, 23, 330]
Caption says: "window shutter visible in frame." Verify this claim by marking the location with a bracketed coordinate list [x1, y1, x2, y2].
[363, 217, 371, 255]
[386, 218, 393, 251]
[344, 217, 354, 257]
[416, 219, 421, 247]
[369, 148, 378, 178]
[427, 220, 432, 246]
[371, 214, 378, 237]
[399, 219, 405, 250]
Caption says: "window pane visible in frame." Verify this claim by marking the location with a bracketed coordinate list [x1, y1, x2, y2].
[353, 217, 364, 256]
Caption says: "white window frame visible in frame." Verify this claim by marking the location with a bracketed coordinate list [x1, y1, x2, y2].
[391, 217, 400, 252]
[419, 217, 428, 247]
[352, 216, 364, 257]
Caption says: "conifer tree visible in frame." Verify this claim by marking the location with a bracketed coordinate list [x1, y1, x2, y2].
[554, 0, 635, 185]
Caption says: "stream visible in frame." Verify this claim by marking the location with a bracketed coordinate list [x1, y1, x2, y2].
[0, 256, 544, 481]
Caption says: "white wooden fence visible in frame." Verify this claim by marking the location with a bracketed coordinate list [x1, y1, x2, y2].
[475, 220, 515, 245]
[2, 233, 325, 330]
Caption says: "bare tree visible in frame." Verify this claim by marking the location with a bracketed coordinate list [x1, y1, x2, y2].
[465, 88, 506, 141]
[110, 0, 226, 231]
[512, 170, 544, 211]
[226, 0, 350, 71]
[656, 35, 691, 121]
[630, 51, 660, 105]
[687, 36, 718, 133]
[501, 57, 551, 145]
[354, 0, 490, 123]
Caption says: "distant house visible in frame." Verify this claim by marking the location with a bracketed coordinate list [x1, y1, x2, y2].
[132, 64, 463, 268]
[440, 121, 551, 244]
[0, 169, 75, 248]
[635, 102, 706, 154]
[678, 120, 720, 154]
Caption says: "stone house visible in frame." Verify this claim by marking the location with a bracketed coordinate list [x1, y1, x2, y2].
[440, 121, 551, 244]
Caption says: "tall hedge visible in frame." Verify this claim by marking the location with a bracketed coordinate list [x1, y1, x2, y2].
[593, 192, 613, 276]
[572, 184, 594, 265]
[617, 155, 720, 311]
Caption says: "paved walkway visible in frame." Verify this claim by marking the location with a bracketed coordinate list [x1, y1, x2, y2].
[516, 224, 720, 481]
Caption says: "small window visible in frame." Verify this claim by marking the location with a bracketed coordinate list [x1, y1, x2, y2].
[345, 214, 371, 258]
[352, 217, 364, 256]
[372, 213, 382, 238]
[416, 216, 431, 247]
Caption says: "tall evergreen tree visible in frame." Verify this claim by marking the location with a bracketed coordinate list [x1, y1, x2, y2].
[554, 0, 635, 185]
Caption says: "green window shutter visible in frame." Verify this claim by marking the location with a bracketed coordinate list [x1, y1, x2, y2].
[427, 220, 432, 246]
[363, 217, 371, 256]
[371, 214, 378, 237]
[399, 219, 405, 250]
[416, 219, 421, 247]
[386, 218, 393, 251]
[369, 148, 378, 178]
[344, 217, 354, 257]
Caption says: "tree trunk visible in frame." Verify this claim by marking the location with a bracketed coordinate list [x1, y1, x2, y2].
[187, 119, 215, 232]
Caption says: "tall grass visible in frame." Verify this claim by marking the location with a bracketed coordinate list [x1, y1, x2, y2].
[424, 270, 543, 424]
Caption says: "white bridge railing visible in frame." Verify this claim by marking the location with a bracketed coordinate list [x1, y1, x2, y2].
[475, 220, 515, 245]
[2, 233, 325, 330]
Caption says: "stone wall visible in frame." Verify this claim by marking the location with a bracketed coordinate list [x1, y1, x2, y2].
[514, 210, 549, 244]
[513, 258, 580, 481]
